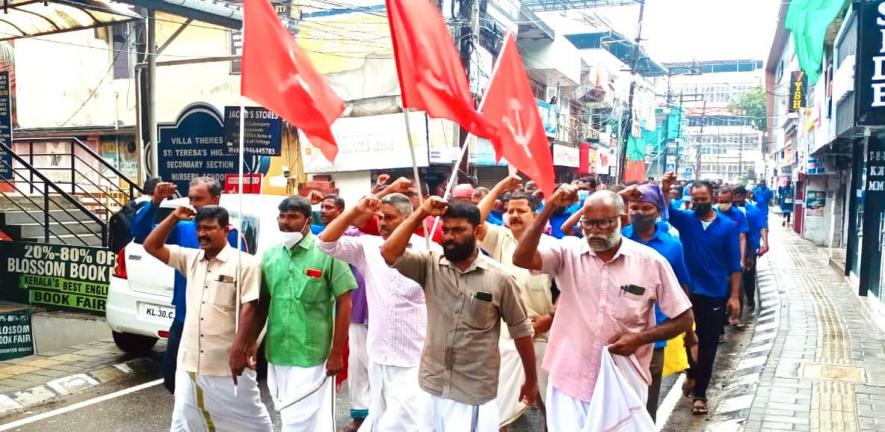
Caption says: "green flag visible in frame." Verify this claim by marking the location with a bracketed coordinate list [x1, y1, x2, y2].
[784, 0, 848, 85]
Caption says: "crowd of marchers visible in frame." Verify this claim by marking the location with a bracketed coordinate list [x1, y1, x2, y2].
[131, 170, 773, 432]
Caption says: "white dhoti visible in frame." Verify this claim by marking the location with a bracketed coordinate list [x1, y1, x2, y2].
[170, 368, 271, 432]
[427, 393, 498, 432]
[496, 331, 549, 427]
[268, 363, 334, 432]
[358, 361, 429, 432]
[348, 323, 371, 420]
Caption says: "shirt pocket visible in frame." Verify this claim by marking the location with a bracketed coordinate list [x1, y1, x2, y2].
[462, 295, 498, 331]
[208, 280, 236, 309]
[612, 289, 650, 328]
[297, 277, 330, 304]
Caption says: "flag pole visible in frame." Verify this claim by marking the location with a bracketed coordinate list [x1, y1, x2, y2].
[429, 31, 514, 236]
[402, 108, 430, 247]
[233, 101, 246, 398]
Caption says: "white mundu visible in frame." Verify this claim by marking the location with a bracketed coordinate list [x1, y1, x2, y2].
[170, 369, 272, 432]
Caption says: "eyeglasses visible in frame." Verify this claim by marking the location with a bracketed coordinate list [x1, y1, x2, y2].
[578, 218, 617, 230]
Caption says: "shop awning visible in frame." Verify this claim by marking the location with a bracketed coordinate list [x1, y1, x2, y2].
[114, 0, 242, 29]
[0, 0, 141, 42]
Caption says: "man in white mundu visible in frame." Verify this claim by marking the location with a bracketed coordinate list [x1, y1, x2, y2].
[318, 192, 434, 431]
[143, 205, 271, 432]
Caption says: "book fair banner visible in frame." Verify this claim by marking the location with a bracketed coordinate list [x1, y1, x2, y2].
[0, 309, 33, 360]
[0, 242, 114, 315]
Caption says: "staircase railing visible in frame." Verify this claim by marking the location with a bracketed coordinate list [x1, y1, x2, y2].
[0, 140, 107, 246]
[14, 137, 142, 219]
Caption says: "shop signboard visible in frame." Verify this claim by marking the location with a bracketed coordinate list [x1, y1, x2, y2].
[224, 173, 261, 194]
[224, 107, 283, 156]
[0, 309, 33, 361]
[158, 104, 240, 193]
[805, 190, 826, 217]
[0, 242, 115, 315]
[789, 71, 807, 113]
[0, 71, 11, 180]
[301, 112, 429, 173]
[552, 144, 580, 168]
[537, 99, 558, 138]
[857, 1, 885, 126]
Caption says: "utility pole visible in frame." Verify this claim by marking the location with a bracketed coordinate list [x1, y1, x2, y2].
[456, 0, 477, 181]
[617, 0, 645, 183]
[695, 99, 706, 180]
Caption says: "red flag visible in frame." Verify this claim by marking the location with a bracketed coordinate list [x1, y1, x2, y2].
[482, 32, 555, 197]
[241, 0, 344, 162]
[385, 0, 496, 139]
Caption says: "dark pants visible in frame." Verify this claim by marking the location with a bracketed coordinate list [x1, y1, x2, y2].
[742, 255, 758, 312]
[686, 294, 726, 400]
[163, 320, 184, 394]
[646, 347, 665, 421]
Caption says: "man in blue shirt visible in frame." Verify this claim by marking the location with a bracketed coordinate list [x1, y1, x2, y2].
[735, 186, 769, 313]
[311, 194, 344, 234]
[130, 177, 242, 393]
[752, 180, 774, 209]
[662, 174, 741, 416]
[622, 183, 693, 421]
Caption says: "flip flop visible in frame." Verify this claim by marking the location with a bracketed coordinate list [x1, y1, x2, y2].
[692, 399, 709, 415]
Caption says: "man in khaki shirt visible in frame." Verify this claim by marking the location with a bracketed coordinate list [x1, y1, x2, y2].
[381, 198, 539, 432]
[476, 176, 557, 429]
[144, 206, 271, 432]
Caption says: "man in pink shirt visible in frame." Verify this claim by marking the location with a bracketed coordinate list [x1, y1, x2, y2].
[513, 187, 693, 431]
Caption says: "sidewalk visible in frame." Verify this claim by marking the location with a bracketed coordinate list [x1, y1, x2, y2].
[707, 216, 885, 431]
[0, 339, 159, 418]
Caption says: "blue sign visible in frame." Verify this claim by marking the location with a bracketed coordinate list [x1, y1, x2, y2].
[0, 71, 12, 180]
[159, 103, 271, 192]
[537, 99, 558, 138]
[224, 106, 283, 156]
[470, 137, 508, 167]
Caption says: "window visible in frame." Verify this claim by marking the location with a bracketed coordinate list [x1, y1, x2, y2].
[111, 23, 132, 79]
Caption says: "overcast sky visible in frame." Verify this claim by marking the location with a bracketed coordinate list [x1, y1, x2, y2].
[590, 0, 782, 64]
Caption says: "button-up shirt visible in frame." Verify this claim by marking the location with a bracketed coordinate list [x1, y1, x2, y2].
[668, 209, 742, 298]
[740, 202, 768, 254]
[261, 234, 357, 367]
[393, 249, 533, 405]
[537, 236, 691, 402]
[480, 225, 555, 339]
[318, 234, 433, 368]
[166, 244, 260, 377]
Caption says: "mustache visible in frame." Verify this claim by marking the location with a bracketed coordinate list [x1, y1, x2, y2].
[198, 236, 210, 242]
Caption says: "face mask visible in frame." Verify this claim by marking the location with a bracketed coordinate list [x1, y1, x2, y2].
[629, 213, 657, 232]
[694, 202, 712, 217]
[718, 203, 733, 212]
[577, 190, 590, 202]
[282, 231, 304, 249]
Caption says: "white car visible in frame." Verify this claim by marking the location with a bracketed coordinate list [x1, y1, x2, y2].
[106, 194, 287, 354]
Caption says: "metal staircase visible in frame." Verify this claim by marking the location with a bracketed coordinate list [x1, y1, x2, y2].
[0, 137, 142, 248]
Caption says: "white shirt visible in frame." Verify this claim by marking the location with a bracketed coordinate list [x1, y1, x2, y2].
[318, 234, 435, 368]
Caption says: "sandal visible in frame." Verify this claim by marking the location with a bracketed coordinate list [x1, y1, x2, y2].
[692, 398, 709, 415]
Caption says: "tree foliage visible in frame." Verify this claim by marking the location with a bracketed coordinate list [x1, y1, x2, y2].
[729, 86, 767, 132]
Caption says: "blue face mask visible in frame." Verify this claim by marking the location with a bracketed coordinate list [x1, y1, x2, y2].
[577, 190, 590, 202]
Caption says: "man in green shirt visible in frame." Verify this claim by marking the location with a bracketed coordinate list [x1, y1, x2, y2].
[247, 195, 357, 431]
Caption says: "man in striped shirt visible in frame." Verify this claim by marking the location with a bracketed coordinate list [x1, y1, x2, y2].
[318, 193, 436, 431]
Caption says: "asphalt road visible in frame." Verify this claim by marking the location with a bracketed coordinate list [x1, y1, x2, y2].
[0, 325, 751, 432]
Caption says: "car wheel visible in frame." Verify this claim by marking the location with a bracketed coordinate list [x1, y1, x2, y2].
[112, 331, 158, 355]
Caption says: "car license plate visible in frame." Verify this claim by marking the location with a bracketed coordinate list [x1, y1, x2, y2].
[138, 303, 175, 323]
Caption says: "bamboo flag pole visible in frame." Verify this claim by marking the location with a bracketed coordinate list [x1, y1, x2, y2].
[402, 108, 430, 248]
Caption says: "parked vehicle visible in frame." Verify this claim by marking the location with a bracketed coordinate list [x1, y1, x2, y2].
[106, 194, 285, 354]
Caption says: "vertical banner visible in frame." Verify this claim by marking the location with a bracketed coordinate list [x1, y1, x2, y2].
[856, 1, 885, 126]
[0, 309, 33, 360]
[789, 71, 807, 113]
[0, 71, 12, 180]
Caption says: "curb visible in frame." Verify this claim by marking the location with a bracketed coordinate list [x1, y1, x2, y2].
[0, 356, 156, 419]
[704, 260, 783, 432]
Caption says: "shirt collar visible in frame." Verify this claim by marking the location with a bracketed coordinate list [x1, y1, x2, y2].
[297, 232, 315, 250]
[201, 244, 232, 263]
[439, 249, 488, 273]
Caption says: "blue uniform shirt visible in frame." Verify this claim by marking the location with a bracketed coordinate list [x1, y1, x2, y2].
[753, 186, 773, 208]
[668, 208, 742, 299]
[131, 202, 243, 324]
[310, 224, 324, 235]
[486, 213, 504, 226]
[717, 206, 749, 235]
[741, 202, 768, 254]
[622, 223, 692, 348]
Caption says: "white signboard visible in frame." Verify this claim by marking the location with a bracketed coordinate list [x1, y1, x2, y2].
[553, 144, 580, 168]
[301, 112, 430, 173]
